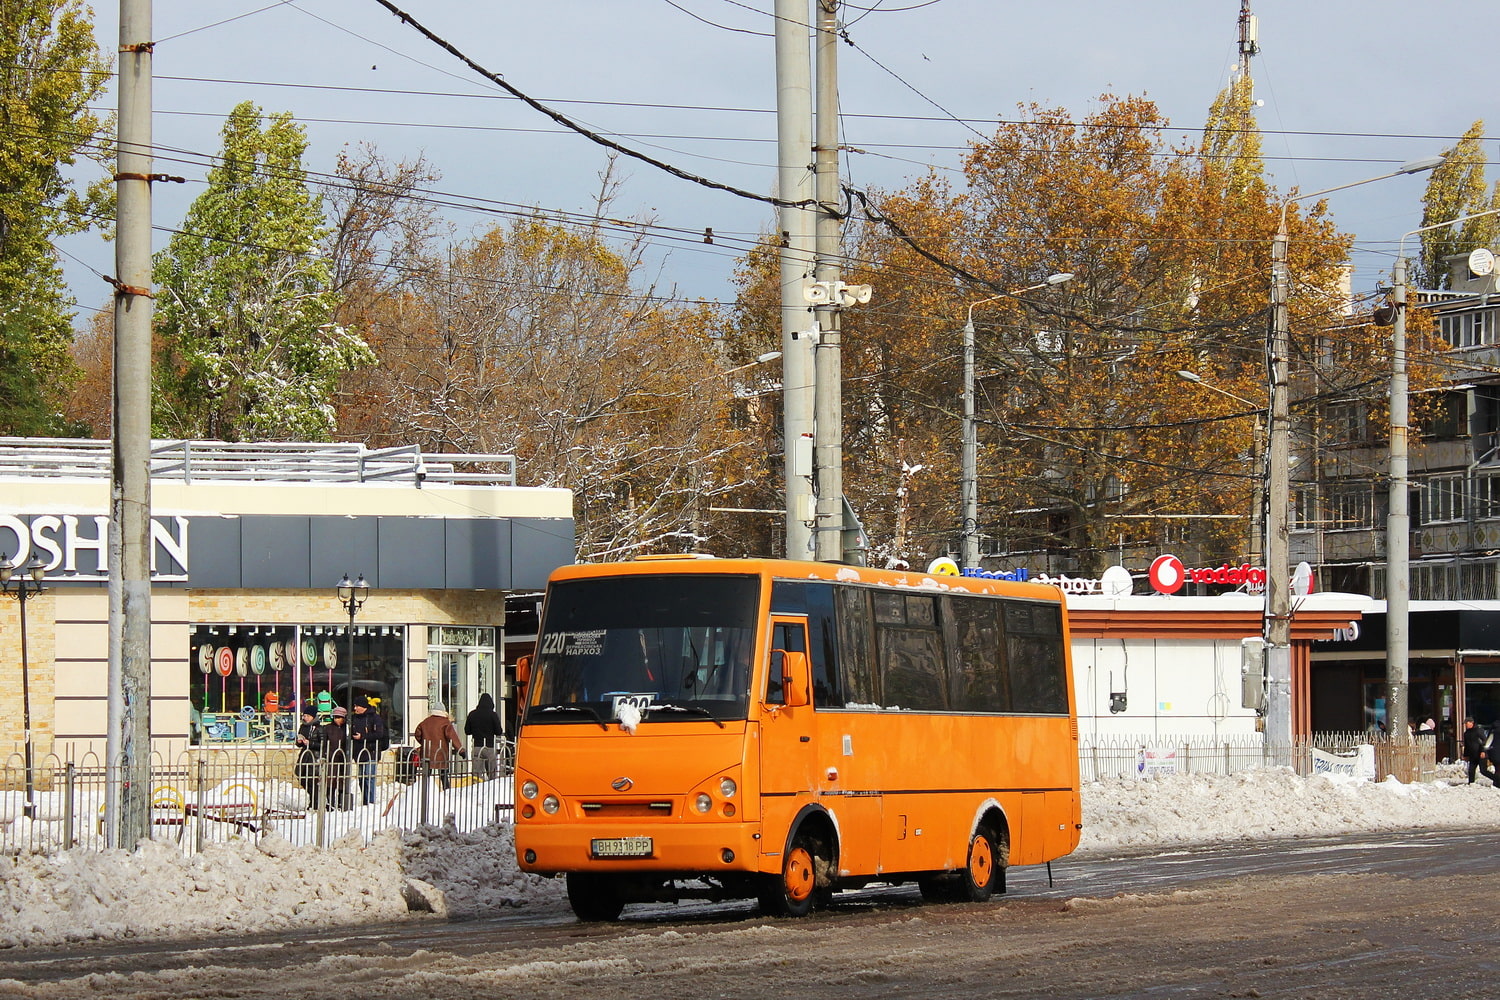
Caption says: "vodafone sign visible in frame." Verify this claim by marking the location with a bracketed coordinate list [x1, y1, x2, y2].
[1149, 554, 1269, 594]
[1148, 555, 1187, 594]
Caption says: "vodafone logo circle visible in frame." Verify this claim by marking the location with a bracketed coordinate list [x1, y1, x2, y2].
[1148, 554, 1186, 595]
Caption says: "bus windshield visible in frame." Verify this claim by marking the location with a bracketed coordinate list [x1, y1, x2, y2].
[526, 574, 760, 726]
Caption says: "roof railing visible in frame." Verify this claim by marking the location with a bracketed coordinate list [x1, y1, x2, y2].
[0, 438, 517, 487]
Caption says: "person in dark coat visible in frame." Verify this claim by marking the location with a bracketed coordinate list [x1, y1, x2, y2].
[322, 707, 352, 809]
[414, 704, 464, 790]
[294, 708, 324, 807]
[349, 696, 389, 805]
[464, 693, 504, 780]
[1461, 717, 1496, 786]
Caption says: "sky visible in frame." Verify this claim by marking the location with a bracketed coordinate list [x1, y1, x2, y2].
[56, 0, 1498, 325]
[4, 764, 1500, 951]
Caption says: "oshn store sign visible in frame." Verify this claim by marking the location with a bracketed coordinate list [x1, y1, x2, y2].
[0, 514, 189, 583]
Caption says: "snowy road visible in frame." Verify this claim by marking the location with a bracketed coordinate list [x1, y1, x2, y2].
[2, 828, 1493, 998]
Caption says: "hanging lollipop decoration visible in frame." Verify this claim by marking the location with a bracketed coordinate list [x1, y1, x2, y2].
[215, 646, 234, 713]
[197, 644, 213, 711]
[251, 643, 267, 718]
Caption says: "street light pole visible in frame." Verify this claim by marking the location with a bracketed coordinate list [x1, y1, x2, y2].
[1385, 207, 1500, 743]
[961, 272, 1074, 570]
[1, 554, 46, 819]
[336, 574, 370, 715]
[1266, 157, 1442, 752]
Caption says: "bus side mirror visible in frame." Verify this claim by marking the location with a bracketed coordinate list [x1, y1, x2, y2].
[516, 655, 532, 687]
[781, 650, 810, 708]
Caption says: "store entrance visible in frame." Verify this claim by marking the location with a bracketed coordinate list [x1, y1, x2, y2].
[426, 627, 500, 740]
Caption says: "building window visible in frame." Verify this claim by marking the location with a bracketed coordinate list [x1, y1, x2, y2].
[190, 624, 408, 745]
[1325, 402, 1373, 447]
[1474, 471, 1500, 521]
[1440, 308, 1498, 349]
[1419, 474, 1467, 525]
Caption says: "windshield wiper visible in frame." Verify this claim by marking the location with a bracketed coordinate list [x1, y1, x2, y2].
[531, 704, 609, 730]
[648, 703, 725, 728]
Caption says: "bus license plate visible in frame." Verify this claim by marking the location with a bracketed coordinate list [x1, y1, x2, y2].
[591, 836, 653, 858]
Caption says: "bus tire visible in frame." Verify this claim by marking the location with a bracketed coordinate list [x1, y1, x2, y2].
[917, 823, 1001, 904]
[959, 823, 1000, 903]
[760, 834, 821, 917]
[566, 873, 626, 922]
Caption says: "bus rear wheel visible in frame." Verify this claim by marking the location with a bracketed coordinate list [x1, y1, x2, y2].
[959, 824, 1000, 902]
[566, 873, 626, 922]
[918, 824, 1000, 904]
[760, 835, 822, 917]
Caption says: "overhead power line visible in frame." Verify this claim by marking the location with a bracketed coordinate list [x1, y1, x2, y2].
[369, 0, 813, 213]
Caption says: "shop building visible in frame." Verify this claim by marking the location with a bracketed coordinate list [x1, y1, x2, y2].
[1310, 601, 1500, 762]
[958, 560, 1370, 740]
[1069, 590, 1371, 740]
[0, 440, 573, 759]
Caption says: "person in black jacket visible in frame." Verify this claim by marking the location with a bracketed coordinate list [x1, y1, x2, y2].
[294, 708, 324, 807]
[322, 707, 352, 809]
[349, 696, 389, 805]
[464, 692, 504, 781]
[1461, 717, 1497, 786]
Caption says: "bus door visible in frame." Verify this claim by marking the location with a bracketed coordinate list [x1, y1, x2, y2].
[759, 617, 819, 866]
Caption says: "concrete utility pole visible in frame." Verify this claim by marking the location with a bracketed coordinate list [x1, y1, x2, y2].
[1386, 207, 1499, 741]
[811, 0, 844, 563]
[774, 0, 815, 560]
[1266, 157, 1441, 753]
[1386, 253, 1411, 742]
[109, 0, 154, 848]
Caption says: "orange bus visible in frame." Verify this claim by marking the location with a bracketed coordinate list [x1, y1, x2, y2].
[513, 556, 1081, 920]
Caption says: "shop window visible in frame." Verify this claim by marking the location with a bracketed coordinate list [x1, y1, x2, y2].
[190, 623, 407, 745]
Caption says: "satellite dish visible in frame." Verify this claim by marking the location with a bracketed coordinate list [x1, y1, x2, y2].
[1100, 565, 1134, 597]
[927, 557, 960, 577]
[1468, 247, 1495, 277]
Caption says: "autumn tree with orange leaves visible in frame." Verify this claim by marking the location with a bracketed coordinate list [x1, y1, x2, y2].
[728, 92, 1415, 575]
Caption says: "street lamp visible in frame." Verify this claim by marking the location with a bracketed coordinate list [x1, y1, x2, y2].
[336, 574, 370, 712]
[1265, 156, 1441, 751]
[1, 553, 47, 819]
[1176, 370, 1266, 564]
[961, 272, 1075, 570]
[1382, 207, 1500, 744]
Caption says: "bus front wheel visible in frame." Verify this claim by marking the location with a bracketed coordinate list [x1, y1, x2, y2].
[566, 873, 626, 922]
[760, 834, 822, 917]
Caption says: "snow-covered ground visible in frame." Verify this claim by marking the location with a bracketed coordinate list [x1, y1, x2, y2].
[3, 765, 1499, 949]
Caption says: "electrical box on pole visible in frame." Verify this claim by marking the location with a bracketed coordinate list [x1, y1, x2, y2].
[1241, 637, 1267, 711]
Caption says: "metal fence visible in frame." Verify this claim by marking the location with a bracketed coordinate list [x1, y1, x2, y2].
[0, 732, 1438, 857]
[1078, 732, 1438, 784]
[0, 743, 514, 856]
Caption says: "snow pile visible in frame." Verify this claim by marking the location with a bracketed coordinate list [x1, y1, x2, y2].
[4, 766, 1500, 948]
[1078, 765, 1500, 852]
[0, 830, 415, 948]
[398, 822, 559, 918]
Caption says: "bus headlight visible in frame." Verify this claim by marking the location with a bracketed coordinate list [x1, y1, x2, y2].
[521, 780, 539, 799]
[542, 795, 560, 814]
[718, 777, 737, 798]
[695, 793, 713, 813]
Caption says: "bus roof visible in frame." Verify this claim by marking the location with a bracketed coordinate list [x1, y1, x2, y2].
[546, 556, 1066, 603]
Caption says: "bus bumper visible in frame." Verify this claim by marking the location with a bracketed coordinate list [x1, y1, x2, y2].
[517, 821, 766, 876]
